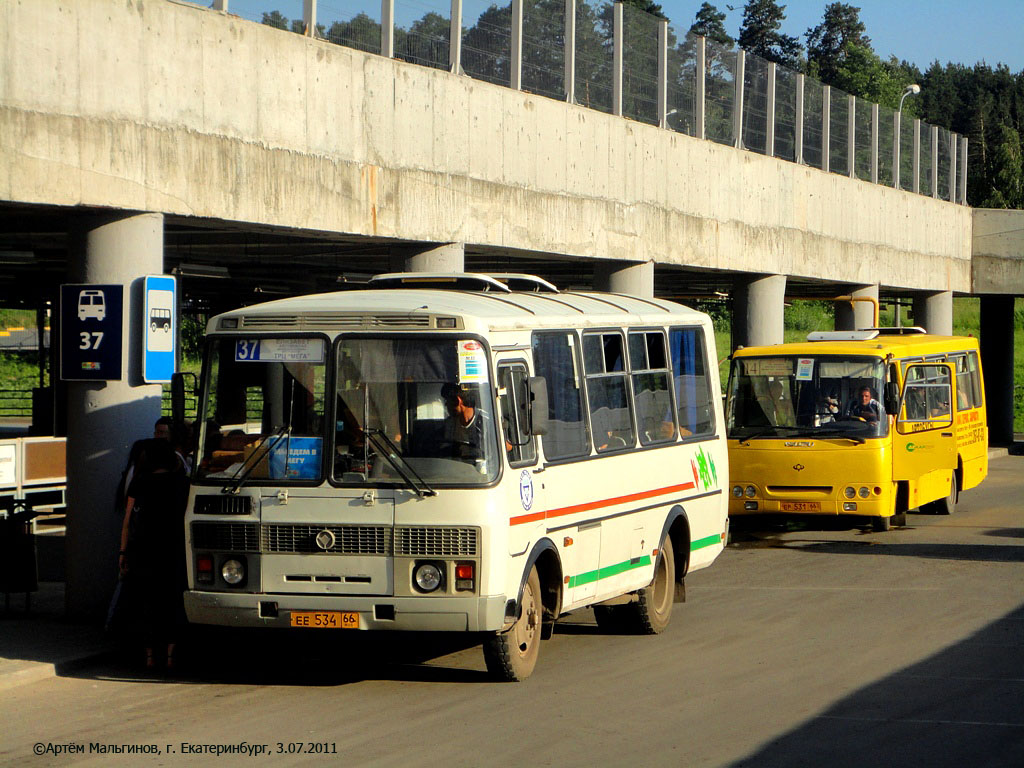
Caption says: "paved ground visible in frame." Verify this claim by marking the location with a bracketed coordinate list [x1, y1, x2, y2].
[1, 447, 1020, 767]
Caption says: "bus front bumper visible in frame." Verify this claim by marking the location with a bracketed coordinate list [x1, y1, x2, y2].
[184, 590, 508, 632]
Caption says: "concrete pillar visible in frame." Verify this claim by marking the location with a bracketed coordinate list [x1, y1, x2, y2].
[835, 284, 878, 331]
[65, 213, 164, 618]
[980, 296, 1015, 445]
[594, 260, 653, 298]
[731, 274, 786, 349]
[912, 291, 953, 335]
[389, 242, 465, 273]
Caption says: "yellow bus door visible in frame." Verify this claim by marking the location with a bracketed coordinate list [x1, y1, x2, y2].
[893, 363, 956, 508]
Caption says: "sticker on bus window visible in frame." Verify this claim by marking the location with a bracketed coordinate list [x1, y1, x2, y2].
[235, 339, 324, 363]
[269, 436, 322, 480]
[458, 340, 488, 382]
[795, 358, 814, 381]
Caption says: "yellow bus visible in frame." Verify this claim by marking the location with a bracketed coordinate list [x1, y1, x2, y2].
[726, 327, 987, 531]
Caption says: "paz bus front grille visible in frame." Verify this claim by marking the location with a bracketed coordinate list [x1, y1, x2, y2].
[191, 522, 479, 557]
[262, 524, 391, 555]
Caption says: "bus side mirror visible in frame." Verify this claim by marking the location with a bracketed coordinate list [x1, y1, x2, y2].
[528, 376, 549, 436]
[884, 381, 900, 415]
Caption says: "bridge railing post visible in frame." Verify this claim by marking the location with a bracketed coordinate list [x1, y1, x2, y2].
[564, 0, 576, 103]
[380, 0, 394, 57]
[657, 20, 668, 129]
[949, 131, 958, 203]
[694, 36, 705, 141]
[302, 0, 316, 37]
[449, 0, 462, 74]
[912, 118, 921, 194]
[794, 73, 804, 164]
[766, 62, 776, 157]
[847, 94, 855, 179]
[612, 2, 623, 117]
[511, 0, 523, 90]
[733, 50, 745, 149]
[893, 110, 901, 188]
[870, 102, 878, 184]
[930, 124, 939, 198]
[959, 136, 969, 205]
[821, 85, 830, 173]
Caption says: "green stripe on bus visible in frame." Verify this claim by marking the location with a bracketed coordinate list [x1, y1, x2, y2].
[568, 555, 652, 588]
[690, 534, 721, 551]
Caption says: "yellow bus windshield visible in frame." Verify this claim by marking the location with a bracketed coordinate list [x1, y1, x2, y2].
[727, 355, 887, 440]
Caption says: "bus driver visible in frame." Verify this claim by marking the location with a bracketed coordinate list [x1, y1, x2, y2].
[847, 386, 882, 423]
[441, 382, 486, 464]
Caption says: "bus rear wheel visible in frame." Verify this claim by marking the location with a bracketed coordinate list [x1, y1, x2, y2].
[483, 566, 541, 681]
[624, 535, 675, 635]
[927, 473, 957, 515]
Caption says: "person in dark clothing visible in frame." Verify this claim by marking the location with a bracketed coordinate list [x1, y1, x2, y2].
[118, 438, 189, 669]
[441, 382, 485, 464]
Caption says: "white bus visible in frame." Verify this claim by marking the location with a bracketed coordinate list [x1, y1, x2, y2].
[183, 273, 728, 680]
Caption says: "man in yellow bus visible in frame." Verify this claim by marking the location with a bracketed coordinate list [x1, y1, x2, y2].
[847, 386, 881, 423]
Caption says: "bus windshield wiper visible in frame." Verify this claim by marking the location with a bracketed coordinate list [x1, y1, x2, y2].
[737, 426, 802, 445]
[364, 428, 436, 498]
[810, 427, 866, 444]
[222, 425, 289, 495]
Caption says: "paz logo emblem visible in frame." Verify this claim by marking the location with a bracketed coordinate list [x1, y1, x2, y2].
[315, 529, 336, 551]
[793, 463, 805, 471]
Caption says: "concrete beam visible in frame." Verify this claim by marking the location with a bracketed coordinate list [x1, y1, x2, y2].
[972, 209, 1024, 295]
[0, 0, 976, 296]
[594, 260, 653, 298]
[732, 274, 786, 349]
[65, 213, 164, 618]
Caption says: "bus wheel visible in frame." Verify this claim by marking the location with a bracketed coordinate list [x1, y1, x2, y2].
[626, 535, 675, 635]
[929, 474, 957, 516]
[872, 515, 891, 532]
[483, 566, 541, 681]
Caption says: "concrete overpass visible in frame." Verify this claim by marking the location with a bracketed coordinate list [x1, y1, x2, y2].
[0, 0, 1021, 614]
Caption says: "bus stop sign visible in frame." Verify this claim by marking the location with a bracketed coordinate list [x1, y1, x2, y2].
[60, 284, 123, 381]
[143, 275, 177, 383]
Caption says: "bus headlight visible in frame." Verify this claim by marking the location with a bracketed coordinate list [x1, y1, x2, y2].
[858, 486, 870, 499]
[414, 562, 443, 593]
[844, 487, 856, 499]
[744, 485, 757, 498]
[732, 486, 743, 498]
[221, 559, 245, 585]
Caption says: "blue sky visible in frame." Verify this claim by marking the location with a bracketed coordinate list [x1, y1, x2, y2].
[225, 0, 1023, 72]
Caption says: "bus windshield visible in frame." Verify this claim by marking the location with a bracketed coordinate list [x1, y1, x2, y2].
[334, 337, 500, 486]
[728, 355, 887, 440]
[197, 337, 328, 483]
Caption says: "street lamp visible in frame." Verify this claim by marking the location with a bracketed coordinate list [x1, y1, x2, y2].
[894, 84, 921, 190]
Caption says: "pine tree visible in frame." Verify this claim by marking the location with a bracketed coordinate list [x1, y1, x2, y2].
[805, 3, 871, 84]
[737, 0, 802, 69]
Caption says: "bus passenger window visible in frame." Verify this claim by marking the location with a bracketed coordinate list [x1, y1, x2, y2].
[669, 327, 715, 437]
[532, 332, 590, 460]
[583, 332, 635, 452]
[629, 330, 676, 445]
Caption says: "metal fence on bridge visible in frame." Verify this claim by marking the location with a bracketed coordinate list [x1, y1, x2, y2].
[210, 0, 968, 204]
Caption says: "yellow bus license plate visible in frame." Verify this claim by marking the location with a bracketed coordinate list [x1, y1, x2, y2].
[290, 611, 359, 629]
[781, 502, 820, 512]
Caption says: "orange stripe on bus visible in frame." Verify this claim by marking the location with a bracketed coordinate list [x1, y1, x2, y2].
[509, 481, 696, 526]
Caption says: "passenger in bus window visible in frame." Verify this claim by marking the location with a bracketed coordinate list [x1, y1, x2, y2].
[815, 388, 840, 425]
[847, 386, 881, 423]
[442, 382, 485, 464]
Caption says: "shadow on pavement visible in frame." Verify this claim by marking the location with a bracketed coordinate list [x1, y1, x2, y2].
[68, 626, 494, 686]
[729, 604, 1024, 767]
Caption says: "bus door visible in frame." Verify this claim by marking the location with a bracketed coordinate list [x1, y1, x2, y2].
[893, 363, 956, 508]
